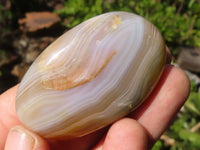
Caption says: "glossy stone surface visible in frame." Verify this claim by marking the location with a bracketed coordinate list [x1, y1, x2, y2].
[16, 11, 167, 139]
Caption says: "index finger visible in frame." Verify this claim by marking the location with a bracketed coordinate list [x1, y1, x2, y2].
[131, 65, 190, 144]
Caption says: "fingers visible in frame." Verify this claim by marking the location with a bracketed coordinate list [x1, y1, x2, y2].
[1, 65, 190, 150]
[0, 85, 106, 150]
[131, 65, 190, 144]
[0, 85, 20, 128]
[94, 65, 190, 150]
[4, 126, 50, 150]
[99, 118, 148, 150]
[47, 128, 106, 150]
[0, 85, 21, 149]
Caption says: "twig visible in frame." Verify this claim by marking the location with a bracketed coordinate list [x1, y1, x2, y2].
[191, 122, 200, 132]
[160, 134, 176, 146]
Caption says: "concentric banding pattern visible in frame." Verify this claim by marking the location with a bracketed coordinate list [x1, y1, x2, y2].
[16, 12, 167, 139]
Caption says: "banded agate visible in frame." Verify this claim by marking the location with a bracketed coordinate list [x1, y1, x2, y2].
[16, 11, 167, 139]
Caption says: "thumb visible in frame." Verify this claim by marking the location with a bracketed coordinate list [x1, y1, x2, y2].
[4, 126, 50, 150]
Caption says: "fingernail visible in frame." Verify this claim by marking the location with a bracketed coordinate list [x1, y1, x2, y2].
[5, 127, 35, 150]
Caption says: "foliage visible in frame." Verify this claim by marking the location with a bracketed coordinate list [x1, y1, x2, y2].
[1, 0, 52, 29]
[152, 140, 163, 150]
[56, 0, 200, 55]
[0, 4, 12, 70]
[0, 0, 46, 66]
[0, 4, 12, 35]
[56, 0, 103, 27]
[9, 0, 45, 27]
[0, 50, 7, 77]
[152, 80, 200, 149]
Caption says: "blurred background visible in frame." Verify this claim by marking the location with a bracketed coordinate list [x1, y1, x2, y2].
[0, 0, 200, 149]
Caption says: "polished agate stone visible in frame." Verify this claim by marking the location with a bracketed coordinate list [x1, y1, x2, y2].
[16, 11, 167, 139]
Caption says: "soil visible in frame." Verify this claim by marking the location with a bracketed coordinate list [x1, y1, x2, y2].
[0, 0, 65, 93]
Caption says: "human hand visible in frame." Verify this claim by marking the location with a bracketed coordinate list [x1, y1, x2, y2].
[1, 65, 190, 150]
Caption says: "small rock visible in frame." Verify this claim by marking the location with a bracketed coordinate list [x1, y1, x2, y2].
[19, 39, 28, 49]
[18, 12, 61, 32]
[25, 50, 40, 64]
[184, 70, 200, 88]
[177, 47, 200, 73]
[14, 36, 55, 65]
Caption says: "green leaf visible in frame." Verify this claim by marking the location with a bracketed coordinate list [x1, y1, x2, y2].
[189, 0, 195, 8]
[152, 140, 163, 150]
[187, 92, 200, 111]
[185, 98, 200, 116]
[179, 129, 200, 148]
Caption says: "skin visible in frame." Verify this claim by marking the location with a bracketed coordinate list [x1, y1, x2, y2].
[0, 64, 190, 150]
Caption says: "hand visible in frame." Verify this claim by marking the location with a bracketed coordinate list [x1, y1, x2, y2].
[1, 65, 190, 150]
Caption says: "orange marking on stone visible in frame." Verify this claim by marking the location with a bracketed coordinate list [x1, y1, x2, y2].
[111, 15, 122, 29]
[41, 51, 117, 90]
